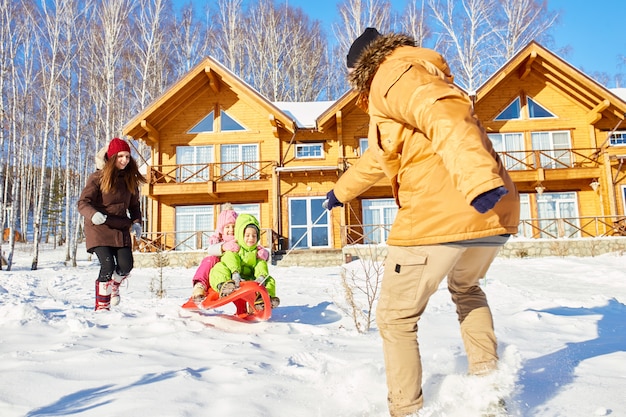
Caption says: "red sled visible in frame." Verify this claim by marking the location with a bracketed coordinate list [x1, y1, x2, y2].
[181, 281, 272, 322]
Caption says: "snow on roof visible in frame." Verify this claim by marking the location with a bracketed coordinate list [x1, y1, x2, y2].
[611, 88, 626, 102]
[273, 101, 335, 129]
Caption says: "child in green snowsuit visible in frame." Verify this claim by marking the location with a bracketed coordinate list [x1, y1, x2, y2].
[209, 213, 279, 308]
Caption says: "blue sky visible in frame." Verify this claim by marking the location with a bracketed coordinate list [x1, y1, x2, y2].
[281, 0, 625, 81]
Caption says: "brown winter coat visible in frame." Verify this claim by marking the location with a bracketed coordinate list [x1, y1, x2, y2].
[334, 34, 520, 246]
[77, 153, 141, 252]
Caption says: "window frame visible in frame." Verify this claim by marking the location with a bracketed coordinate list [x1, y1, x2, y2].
[295, 143, 324, 159]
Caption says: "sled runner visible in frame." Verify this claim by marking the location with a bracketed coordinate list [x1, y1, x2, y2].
[181, 280, 272, 321]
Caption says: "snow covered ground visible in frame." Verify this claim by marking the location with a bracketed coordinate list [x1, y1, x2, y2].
[1, 243, 625, 417]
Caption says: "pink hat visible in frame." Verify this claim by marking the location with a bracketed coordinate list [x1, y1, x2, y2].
[107, 138, 131, 158]
[216, 203, 238, 236]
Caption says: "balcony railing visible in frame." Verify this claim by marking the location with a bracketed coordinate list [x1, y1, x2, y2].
[148, 161, 275, 184]
[498, 148, 600, 170]
[146, 148, 598, 186]
[135, 228, 273, 253]
[134, 216, 625, 253]
[340, 148, 600, 171]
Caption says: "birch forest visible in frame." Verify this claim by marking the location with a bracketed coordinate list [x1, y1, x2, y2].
[1, 0, 565, 269]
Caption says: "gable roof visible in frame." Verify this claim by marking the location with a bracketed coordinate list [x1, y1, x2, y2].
[123, 57, 298, 143]
[476, 41, 626, 125]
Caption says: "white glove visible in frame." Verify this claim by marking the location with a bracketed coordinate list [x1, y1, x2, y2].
[91, 212, 107, 225]
[131, 223, 142, 239]
[256, 275, 268, 286]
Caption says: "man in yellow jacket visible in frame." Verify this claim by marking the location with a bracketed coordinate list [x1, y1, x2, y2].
[325, 28, 520, 417]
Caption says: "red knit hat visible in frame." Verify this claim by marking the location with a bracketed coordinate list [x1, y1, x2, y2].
[107, 138, 131, 158]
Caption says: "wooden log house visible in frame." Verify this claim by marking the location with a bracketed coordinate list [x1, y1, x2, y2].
[123, 41, 626, 253]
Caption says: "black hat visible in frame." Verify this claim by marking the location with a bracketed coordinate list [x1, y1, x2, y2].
[346, 27, 381, 68]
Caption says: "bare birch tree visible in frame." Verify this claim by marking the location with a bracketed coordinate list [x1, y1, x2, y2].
[244, 0, 327, 101]
[429, 0, 499, 92]
[399, 0, 432, 48]
[29, 0, 77, 269]
[90, 0, 134, 144]
[495, 0, 557, 60]
[129, 0, 171, 109]
[212, 0, 246, 77]
[333, 0, 393, 53]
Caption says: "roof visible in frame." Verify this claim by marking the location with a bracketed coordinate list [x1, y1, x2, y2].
[273, 101, 335, 129]
[476, 41, 626, 124]
[123, 57, 298, 142]
[612, 88, 626, 102]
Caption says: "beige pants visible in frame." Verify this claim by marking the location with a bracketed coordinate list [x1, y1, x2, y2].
[376, 245, 500, 417]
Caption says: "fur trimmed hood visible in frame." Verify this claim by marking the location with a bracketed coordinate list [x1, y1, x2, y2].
[95, 146, 108, 170]
[348, 33, 416, 93]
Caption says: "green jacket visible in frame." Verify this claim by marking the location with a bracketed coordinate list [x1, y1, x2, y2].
[209, 213, 276, 297]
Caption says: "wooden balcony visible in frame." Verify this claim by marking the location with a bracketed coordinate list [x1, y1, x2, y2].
[341, 215, 626, 246]
[146, 161, 276, 202]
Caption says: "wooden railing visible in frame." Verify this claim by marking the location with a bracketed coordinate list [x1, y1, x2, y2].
[134, 216, 625, 253]
[498, 148, 600, 170]
[135, 228, 274, 253]
[148, 161, 276, 184]
[340, 148, 600, 171]
[341, 215, 626, 245]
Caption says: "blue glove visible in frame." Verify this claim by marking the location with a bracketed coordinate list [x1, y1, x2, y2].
[471, 186, 508, 213]
[323, 190, 343, 210]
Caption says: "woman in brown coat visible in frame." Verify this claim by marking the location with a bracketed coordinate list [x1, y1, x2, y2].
[78, 138, 146, 311]
[326, 29, 520, 416]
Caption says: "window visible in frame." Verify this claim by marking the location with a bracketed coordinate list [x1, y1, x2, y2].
[494, 96, 555, 120]
[176, 146, 213, 182]
[517, 194, 532, 237]
[189, 111, 214, 133]
[488, 133, 525, 170]
[609, 131, 626, 146]
[175, 205, 213, 250]
[295, 143, 323, 159]
[220, 144, 259, 181]
[495, 97, 521, 120]
[188, 108, 246, 133]
[531, 131, 572, 168]
[359, 138, 368, 155]
[220, 111, 246, 131]
[362, 199, 397, 244]
[288, 197, 329, 249]
[537, 192, 580, 238]
[527, 97, 555, 118]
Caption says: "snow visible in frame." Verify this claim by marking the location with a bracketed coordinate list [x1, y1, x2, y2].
[273, 101, 335, 128]
[1, 243, 625, 417]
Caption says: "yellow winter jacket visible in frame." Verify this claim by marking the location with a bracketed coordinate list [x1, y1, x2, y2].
[334, 34, 520, 246]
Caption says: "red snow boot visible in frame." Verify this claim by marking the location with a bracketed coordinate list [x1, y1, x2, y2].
[95, 279, 112, 311]
[110, 273, 127, 306]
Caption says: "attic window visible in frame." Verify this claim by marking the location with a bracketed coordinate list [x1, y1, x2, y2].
[495, 98, 521, 120]
[188, 108, 246, 133]
[221, 111, 246, 131]
[528, 97, 555, 118]
[189, 111, 214, 133]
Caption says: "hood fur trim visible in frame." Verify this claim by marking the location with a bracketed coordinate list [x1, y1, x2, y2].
[95, 146, 108, 170]
[348, 33, 415, 94]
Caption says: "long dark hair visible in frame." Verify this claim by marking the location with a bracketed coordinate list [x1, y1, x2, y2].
[100, 154, 147, 194]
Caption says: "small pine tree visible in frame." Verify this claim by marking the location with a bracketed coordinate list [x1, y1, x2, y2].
[150, 249, 169, 298]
